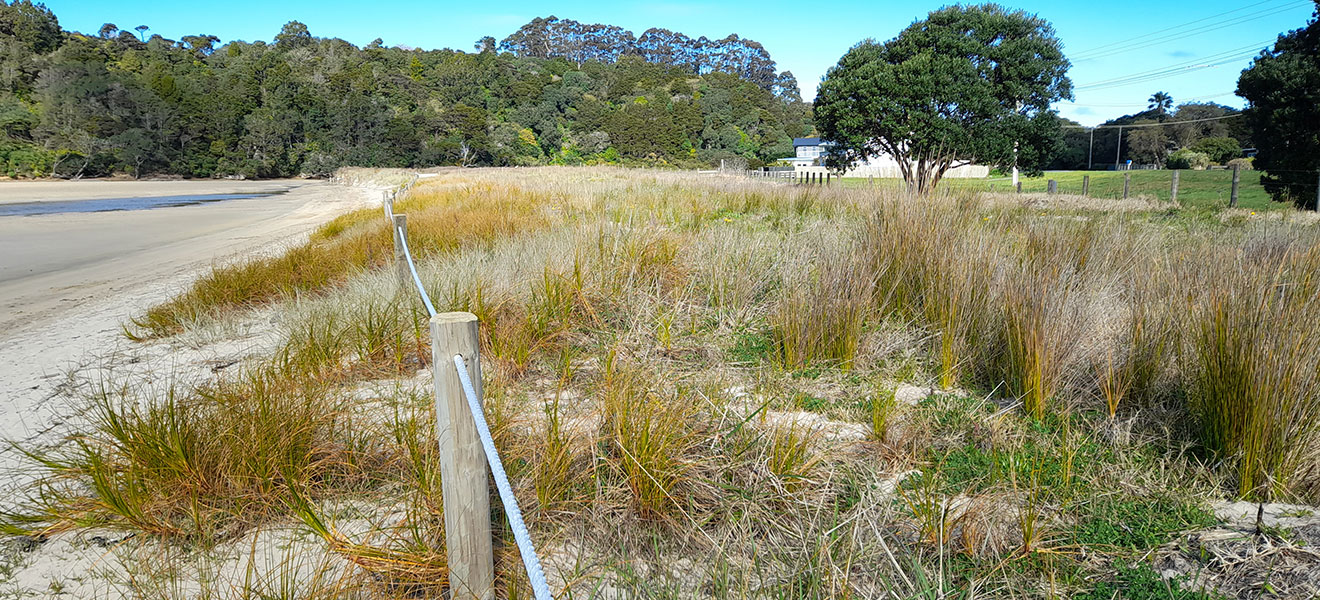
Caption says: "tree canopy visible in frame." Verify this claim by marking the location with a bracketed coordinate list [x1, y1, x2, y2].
[1237, 1, 1320, 208]
[813, 4, 1071, 195]
[0, 6, 811, 179]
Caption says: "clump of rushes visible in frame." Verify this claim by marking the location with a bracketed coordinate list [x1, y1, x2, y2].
[870, 386, 898, 442]
[534, 394, 578, 510]
[12, 369, 368, 542]
[766, 422, 820, 493]
[598, 360, 696, 518]
[770, 236, 873, 371]
[999, 265, 1082, 421]
[1188, 247, 1320, 499]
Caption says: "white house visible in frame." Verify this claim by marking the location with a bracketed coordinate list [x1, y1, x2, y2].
[789, 137, 989, 179]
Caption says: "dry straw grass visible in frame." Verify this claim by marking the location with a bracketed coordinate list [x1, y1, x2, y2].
[9, 166, 1320, 598]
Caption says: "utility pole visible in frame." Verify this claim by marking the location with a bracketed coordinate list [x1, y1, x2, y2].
[1012, 101, 1022, 187]
[1087, 127, 1094, 171]
[1114, 126, 1123, 171]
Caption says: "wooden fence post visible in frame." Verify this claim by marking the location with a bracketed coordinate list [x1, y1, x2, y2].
[392, 214, 409, 289]
[1016, 182, 1022, 194]
[1047, 180, 1057, 194]
[432, 312, 495, 600]
[1230, 165, 1241, 208]
[1123, 172, 1131, 199]
[1315, 171, 1320, 212]
[1082, 175, 1090, 197]
[1170, 170, 1180, 204]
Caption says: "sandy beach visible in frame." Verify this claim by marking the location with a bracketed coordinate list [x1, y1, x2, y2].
[0, 179, 381, 495]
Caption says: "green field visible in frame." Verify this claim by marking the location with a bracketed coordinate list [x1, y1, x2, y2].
[843, 169, 1277, 211]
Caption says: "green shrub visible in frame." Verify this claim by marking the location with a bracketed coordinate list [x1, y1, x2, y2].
[1167, 150, 1211, 170]
[1190, 137, 1243, 164]
[1226, 157, 1254, 171]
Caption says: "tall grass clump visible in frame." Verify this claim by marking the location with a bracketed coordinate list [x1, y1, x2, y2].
[770, 233, 874, 371]
[133, 182, 551, 338]
[598, 361, 697, 518]
[14, 369, 369, 541]
[864, 200, 999, 388]
[1187, 244, 1320, 499]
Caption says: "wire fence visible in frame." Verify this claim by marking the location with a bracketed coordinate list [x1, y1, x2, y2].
[739, 167, 1320, 210]
[385, 176, 552, 600]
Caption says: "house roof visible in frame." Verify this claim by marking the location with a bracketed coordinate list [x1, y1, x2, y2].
[793, 137, 824, 147]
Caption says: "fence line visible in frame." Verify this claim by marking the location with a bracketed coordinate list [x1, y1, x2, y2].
[385, 174, 553, 600]
[737, 166, 1320, 209]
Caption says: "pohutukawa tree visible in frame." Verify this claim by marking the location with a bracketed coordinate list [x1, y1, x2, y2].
[814, 4, 1072, 196]
[1237, 0, 1320, 209]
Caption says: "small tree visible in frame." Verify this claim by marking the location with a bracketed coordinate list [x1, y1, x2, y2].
[814, 4, 1072, 195]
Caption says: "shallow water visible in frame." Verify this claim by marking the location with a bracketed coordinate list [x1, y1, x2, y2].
[0, 192, 280, 217]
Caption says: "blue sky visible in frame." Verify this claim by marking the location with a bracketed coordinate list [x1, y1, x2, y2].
[43, 0, 1317, 126]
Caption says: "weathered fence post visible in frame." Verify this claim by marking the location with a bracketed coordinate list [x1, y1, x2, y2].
[432, 312, 495, 600]
[1123, 172, 1131, 199]
[826, 173, 832, 186]
[384, 193, 394, 221]
[1315, 171, 1320, 212]
[1170, 170, 1180, 204]
[1230, 165, 1241, 208]
[1016, 182, 1022, 194]
[1047, 180, 1057, 194]
[1082, 174, 1090, 197]
[868, 175, 874, 188]
[392, 214, 409, 289]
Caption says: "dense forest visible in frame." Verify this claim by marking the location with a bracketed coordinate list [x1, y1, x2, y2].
[0, 2, 812, 178]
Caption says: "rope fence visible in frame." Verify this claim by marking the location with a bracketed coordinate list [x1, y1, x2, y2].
[385, 175, 552, 600]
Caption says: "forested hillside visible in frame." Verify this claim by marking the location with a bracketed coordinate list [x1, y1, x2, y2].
[0, 2, 812, 178]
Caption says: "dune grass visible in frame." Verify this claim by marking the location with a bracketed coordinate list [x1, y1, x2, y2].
[8, 166, 1320, 598]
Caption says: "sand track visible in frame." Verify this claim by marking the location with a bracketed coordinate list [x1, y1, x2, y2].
[0, 179, 381, 495]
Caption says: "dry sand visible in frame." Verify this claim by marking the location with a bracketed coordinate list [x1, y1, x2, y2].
[0, 178, 384, 500]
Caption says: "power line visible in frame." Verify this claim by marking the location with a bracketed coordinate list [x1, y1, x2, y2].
[1070, 0, 1307, 61]
[1074, 41, 1272, 90]
[1061, 114, 1242, 129]
[1059, 91, 1237, 108]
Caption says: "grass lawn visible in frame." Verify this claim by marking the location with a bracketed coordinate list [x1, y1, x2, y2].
[842, 169, 1278, 211]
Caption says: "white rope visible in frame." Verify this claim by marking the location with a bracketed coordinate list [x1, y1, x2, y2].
[396, 224, 437, 317]
[452, 354, 553, 600]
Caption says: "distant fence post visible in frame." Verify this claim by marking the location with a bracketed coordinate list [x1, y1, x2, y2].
[392, 214, 409, 289]
[826, 173, 832, 186]
[1170, 170, 1180, 204]
[432, 312, 495, 600]
[1230, 165, 1241, 208]
[1016, 182, 1022, 194]
[1047, 179, 1057, 194]
[1123, 172, 1131, 199]
[1082, 174, 1090, 197]
[1315, 171, 1320, 212]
